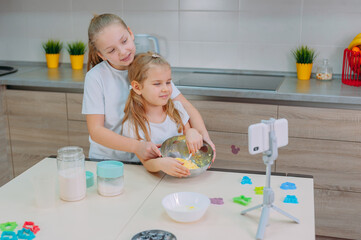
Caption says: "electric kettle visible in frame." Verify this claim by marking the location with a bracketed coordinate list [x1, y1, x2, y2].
[134, 34, 160, 54]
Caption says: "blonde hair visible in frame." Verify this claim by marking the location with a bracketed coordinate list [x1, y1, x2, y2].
[122, 52, 184, 141]
[87, 13, 128, 71]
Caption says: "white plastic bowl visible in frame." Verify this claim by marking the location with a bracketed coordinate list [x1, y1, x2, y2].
[162, 192, 210, 223]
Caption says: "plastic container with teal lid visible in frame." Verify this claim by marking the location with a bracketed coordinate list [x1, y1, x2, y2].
[97, 161, 124, 196]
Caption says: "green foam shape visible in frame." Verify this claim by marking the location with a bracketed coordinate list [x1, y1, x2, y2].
[0, 221, 18, 231]
[233, 195, 252, 206]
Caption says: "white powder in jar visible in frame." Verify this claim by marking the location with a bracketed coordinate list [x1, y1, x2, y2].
[58, 167, 86, 201]
[97, 177, 124, 196]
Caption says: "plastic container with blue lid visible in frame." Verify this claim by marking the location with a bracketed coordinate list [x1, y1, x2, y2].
[97, 161, 124, 196]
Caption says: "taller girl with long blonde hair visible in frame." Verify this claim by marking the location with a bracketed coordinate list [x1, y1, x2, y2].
[122, 52, 202, 177]
[82, 13, 215, 165]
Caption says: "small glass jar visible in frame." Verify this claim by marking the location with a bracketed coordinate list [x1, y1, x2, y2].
[57, 146, 86, 201]
[97, 161, 124, 197]
[316, 59, 333, 80]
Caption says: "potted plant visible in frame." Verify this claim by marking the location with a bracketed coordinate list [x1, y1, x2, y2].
[66, 41, 87, 70]
[292, 45, 317, 80]
[42, 40, 63, 69]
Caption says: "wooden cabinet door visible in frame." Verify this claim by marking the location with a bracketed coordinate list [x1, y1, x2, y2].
[66, 93, 85, 121]
[279, 105, 361, 142]
[190, 100, 278, 134]
[68, 120, 89, 157]
[6, 90, 68, 176]
[209, 131, 276, 172]
[276, 137, 361, 193]
[0, 86, 13, 186]
[315, 189, 361, 239]
[66, 93, 89, 156]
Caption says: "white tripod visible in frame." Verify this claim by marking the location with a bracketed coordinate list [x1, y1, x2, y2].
[241, 118, 299, 240]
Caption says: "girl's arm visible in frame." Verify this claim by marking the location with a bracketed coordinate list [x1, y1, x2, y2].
[86, 114, 161, 160]
[140, 157, 190, 178]
[174, 94, 216, 162]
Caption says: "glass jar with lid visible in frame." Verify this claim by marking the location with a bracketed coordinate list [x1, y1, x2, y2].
[316, 59, 333, 80]
[57, 146, 86, 201]
[97, 161, 124, 197]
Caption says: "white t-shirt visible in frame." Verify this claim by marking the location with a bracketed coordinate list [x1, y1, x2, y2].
[82, 60, 180, 160]
[122, 101, 189, 162]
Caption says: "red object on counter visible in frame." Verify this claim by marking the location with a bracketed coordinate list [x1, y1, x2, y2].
[342, 48, 361, 86]
[23, 221, 40, 234]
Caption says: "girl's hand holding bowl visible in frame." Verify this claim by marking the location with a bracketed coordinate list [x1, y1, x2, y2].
[160, 157, 190, 178]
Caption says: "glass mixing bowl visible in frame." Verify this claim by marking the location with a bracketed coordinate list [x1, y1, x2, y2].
[160, 135, 214, 177]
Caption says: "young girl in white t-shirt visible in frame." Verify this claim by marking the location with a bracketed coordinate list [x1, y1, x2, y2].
[122, 52, 202, 177]
[82, 13, 216, 161]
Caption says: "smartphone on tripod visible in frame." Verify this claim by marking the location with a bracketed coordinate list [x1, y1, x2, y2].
[248, 118, 288, 155]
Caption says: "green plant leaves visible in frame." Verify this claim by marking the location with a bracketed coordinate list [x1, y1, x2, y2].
[42, 40, 63, 54]
[292, 45, 317, 64]
[66, 41, 87, 55]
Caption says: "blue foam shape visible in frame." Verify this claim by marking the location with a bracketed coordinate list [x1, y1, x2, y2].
[241, 176, 252, 185]
[17, 228, 35, 240]
[1, 231, 18, 240]
[283, 195, 299, 204]
[280, 182, 296, 190]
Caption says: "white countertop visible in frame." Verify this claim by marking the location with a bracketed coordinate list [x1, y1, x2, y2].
[0, 158, 315, 240]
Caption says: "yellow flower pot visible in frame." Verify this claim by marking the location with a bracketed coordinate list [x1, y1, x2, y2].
[70, 55, 84, 70]
[296, 63, 313, 80]
[45, 54, 60, 69]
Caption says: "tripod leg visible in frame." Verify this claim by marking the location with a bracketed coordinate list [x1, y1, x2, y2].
[256, 206, 270, 240]
[241, 204, 263, 215]
[271, 205, 300, 223]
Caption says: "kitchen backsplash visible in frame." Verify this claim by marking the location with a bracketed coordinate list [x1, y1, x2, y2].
[0, 0, 360, 74]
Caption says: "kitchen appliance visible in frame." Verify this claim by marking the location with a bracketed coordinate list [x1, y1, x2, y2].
[134, 34, 160, 54]
[0, 66, 17, 76]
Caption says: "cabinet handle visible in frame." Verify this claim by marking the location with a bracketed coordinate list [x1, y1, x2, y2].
[231, 145, 240, 154]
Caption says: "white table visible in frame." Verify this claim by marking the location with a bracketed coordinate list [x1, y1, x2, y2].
[0, 158, 315, 240]
[0, 158, 164, 239]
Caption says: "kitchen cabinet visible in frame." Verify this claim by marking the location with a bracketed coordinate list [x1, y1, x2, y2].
[314, 189, 361, 240]
[66, 93, 89, 154]
[0, 86, 13, 186]
[5, 89, 68, 176]
[278, 105, 361, 239]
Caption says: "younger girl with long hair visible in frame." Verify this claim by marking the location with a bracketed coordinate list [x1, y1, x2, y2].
[122, 52, 202, 177]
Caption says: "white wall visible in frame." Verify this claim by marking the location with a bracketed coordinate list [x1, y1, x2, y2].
[0, 0, 360, 73]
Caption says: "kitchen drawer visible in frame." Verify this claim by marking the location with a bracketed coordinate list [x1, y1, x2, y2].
[276, 137, 361, 193]
[208, 131, 275, 172]
[190, 100, 278, 134]
[279, 105, 361, 142]
[315, 189, 361, 239]
[68, 120, 89, 157]
[67, 93, 85, 121]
